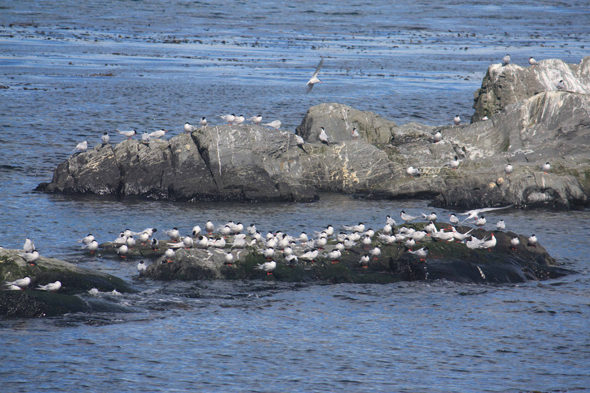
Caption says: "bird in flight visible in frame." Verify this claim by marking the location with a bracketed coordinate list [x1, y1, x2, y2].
[306, 58, 324, 93]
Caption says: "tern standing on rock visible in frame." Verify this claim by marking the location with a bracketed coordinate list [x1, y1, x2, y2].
[319, 127, 330, 145]
[505, 163, 513, 176]
[221, 114, 236, 125]
[503, 54, 511, 65]
[117, 129, 137, 139]
[102, 132, 110, 144]
[200, 117, 208, 127]
[529, 57, 538, 66]
[184, 122, 198, 133]
[73, 141, 87, 153]
[453, 115, 461, 125]
[264, 120, 281, 130]
[306, 58, 324, 93]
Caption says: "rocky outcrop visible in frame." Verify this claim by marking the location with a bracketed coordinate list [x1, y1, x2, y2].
[37, 58, 590, 210]
[432, 91, 590, 209]
[472, 57, 590, 122]
[0, 248, 135, 317]
[296, 103, 397, 144]
[38, 131, 317, 202]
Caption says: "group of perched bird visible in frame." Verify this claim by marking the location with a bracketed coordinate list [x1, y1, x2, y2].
[2, 238, 61, 291]
[68, 203, 541, 277]
[4, 203, 541, 289]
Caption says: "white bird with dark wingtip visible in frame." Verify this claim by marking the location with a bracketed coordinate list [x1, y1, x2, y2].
[164, 248, 175, 262]
[481, 233, 497, 250]
[192, 226, 201, 237]
[126, 236, 136, 249]
[234, 115, 245, 126]
[264, 120, 281, 130]
[19, 251, 39, 264]
[556, 80, 565, 91]
[529, 57, 538, 66]
[197, 236, 209, 249]
[256, 260, 276, 275]
[141, 132, 150, 143]
[79, 234, 95, 245]
[319, 127, 330, 145]
[250, 115, 262, 126]
[454, 115, 461, 125]
[102, 132, 110, 144]
[150, 129, 167, 139]
[5, 277, 31, 289]
[137, 261, 147, 274]
[541, 162, 551, 174]
[306, 58, 324, 93]
[300, 249, 319, 262]
[183, 236, 193, 249]
[406, 166, 421, 178]
[422, 212, 437, 222]
[449, 156, 460, 170]
[117, 129, 137, 139]
[359, 254, 370, 268]
[505, 163, 513, 176]
[37, 281, 61, 292]
[165, 228, 181, 242]
[475, 215, 486, 227]
[117, 245, 128, 257]
[528, 234, 537, 248]
[351, 128, 359, 140]
[369, 247, 381, 259]
[23, 238, 35, 252]
[433, 131, 442, 143]
[400, 211, 418, 223]
[451, 227, 473, 242]
[73, 141, 87, 153]
[184, 122, 198, 133]
[496, 220, 506, 231]
[225, 252, 234, 265]
[502, 54, 511, 65]
[205, 220, 215, 234]
[459, 205, 513, 223]
[221, 114, 236, 125]
[408, 247, 429, 259]
[511, 236, 520, 249]
[200, 117, 208, 127]
[343, 223, 365, 233]
[466, 235, 486, 250]
[84, 240, 99, 253]
[449, 214, 459, 226]
[151, 238, 159, 250]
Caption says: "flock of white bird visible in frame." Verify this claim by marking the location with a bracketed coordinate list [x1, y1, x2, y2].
[4, 203, 542, 291]
[81, 205, 538, 276]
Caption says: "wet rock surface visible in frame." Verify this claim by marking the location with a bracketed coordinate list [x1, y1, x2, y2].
[140, 223, 569, 284]
[37, 57, 590, 210]
[0, 249, 135, 317]
[471, 57, 590, 122]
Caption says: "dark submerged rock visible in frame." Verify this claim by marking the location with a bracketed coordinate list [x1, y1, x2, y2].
[0, 249, 135, 317]
[141, 224, 570, 284]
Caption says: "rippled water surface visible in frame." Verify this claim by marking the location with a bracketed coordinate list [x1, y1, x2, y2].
[1, 1, 590, 392]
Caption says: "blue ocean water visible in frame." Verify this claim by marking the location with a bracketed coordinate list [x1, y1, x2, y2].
[1, 1, 590, 391]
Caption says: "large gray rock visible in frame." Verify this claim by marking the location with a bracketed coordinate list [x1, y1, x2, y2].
[472, 57, 590, 122]
[431, 91, 590, 209]
[296, 103, 397, 144]
[37, 58, 590, 209]
[38, 130, 318, 202]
